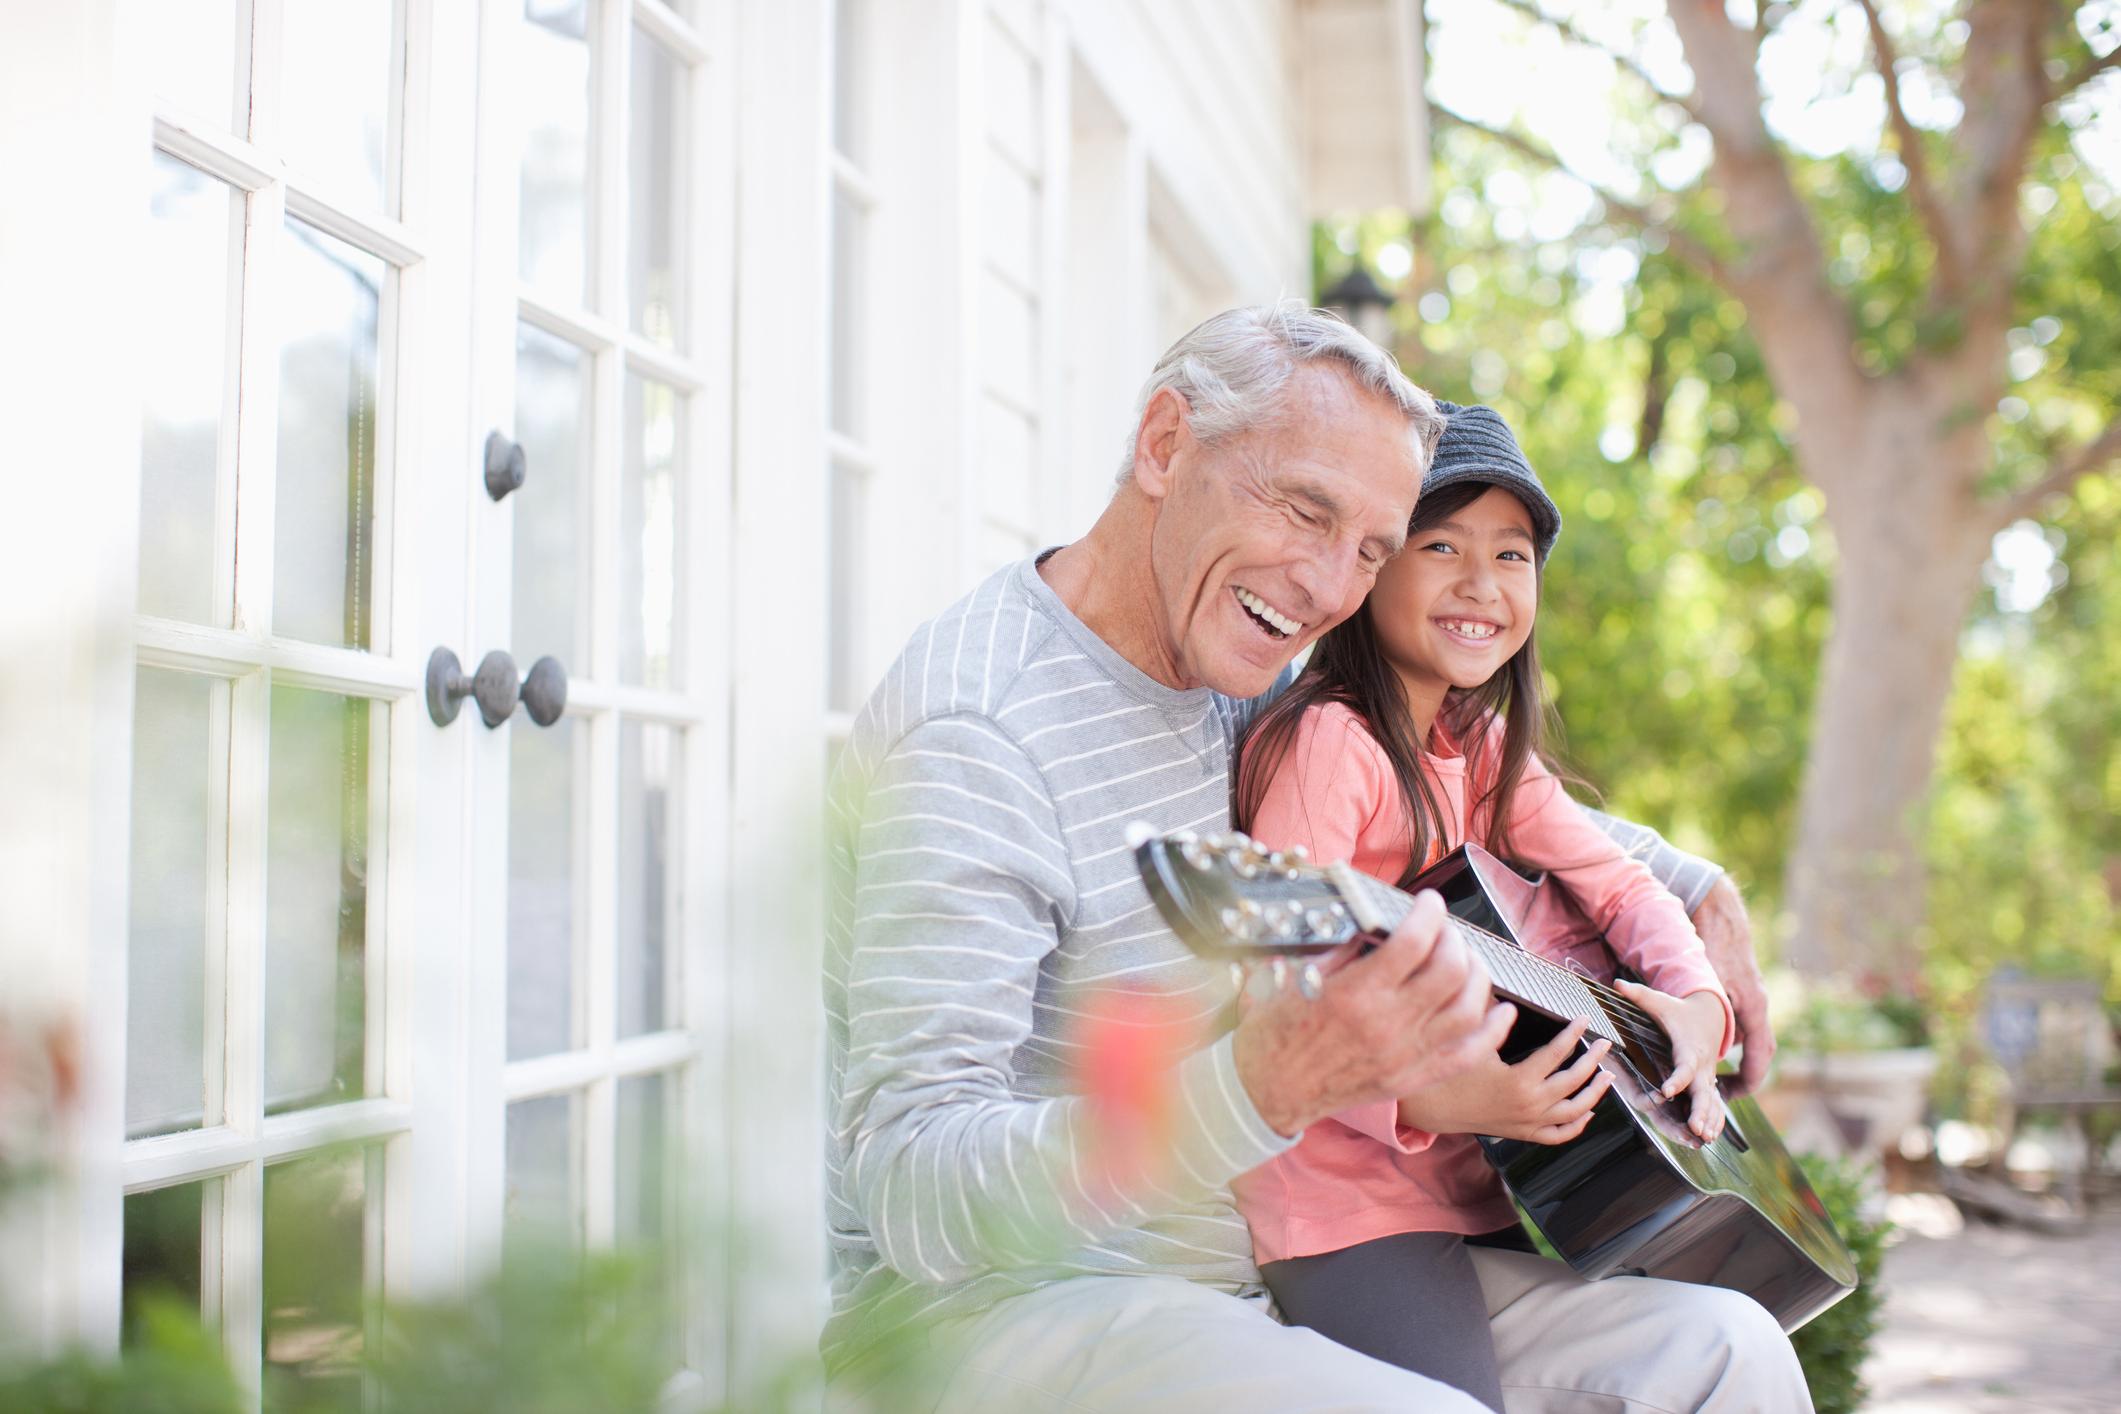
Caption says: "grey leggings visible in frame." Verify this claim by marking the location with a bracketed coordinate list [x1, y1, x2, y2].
[1260, 1228, 1534, 1413]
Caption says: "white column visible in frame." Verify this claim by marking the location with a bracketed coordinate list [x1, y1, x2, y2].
[1060, 108, 1152, 537]
[727, 0, 832, 1400]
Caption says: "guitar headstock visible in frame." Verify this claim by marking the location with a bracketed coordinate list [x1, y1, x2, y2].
[1128, 822, 1378, 961]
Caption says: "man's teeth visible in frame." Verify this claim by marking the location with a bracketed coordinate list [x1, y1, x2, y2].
[1236, 588, 1303, 636]
[1439, 619, 1498, 640]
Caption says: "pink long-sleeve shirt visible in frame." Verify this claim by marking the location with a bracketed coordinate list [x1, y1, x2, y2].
[1231, 700, 1732, 1263]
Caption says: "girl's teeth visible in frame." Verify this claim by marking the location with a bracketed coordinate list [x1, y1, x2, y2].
[1441, 620, 1496, 639]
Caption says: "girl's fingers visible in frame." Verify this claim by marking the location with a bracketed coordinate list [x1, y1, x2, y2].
[1545, 1038, 1611, 1097]
[1544, 1069, 1611, 1125]
[1660, 1051, 1699, 1100]
[1688, 1069, 1725, 1141]
[1525, 1018, 1590, 1075]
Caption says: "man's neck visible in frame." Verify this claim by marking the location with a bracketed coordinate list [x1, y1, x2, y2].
[1035, 487, 1194, 690]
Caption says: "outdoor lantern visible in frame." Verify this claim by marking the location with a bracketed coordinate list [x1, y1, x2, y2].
[1321, 261, 1397, 350]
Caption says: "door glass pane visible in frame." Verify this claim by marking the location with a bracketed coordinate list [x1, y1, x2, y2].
[513, 323, 590, 668]
[275, 219, 384, 650]
[833, 0, 869, 164]
[505, 1093, 581, 1254]
[520, 0, 593, 306]
[509, 716, 581, 1061]
[128, 667, 218, 1138]
[628, 27, 683, 348]
[263, 1148, 371, 1409]
[141, 153, 235, 626]
[826, 459, 868, 713]
[615, 1071, 670, 1246]
[830, 182, 866, 437]
[616, 1071, 680, 1364]
[123, 1178, 210, 1349]
[140, 0, 240, 127]
[265, 686, 377, 1114]
[621, 374, 680, 689]
[618, 722, 677, 1038]
[281, 0, 394, 210]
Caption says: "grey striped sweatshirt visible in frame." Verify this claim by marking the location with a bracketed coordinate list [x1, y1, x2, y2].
[821, 555, 1721, 1371]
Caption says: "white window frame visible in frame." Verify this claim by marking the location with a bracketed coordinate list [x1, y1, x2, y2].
[113, 2, 430, 1399]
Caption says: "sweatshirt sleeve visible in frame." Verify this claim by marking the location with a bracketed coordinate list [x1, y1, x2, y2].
[838, 714, 1294, 1288]
[1578, 807, 1724, 916]
[1506, 758, 1734, 1054]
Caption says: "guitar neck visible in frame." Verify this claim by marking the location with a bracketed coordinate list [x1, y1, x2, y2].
[1333, 867, 1629, 1050]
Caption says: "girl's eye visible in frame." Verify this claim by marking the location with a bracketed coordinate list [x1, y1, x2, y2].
[1421, 539, 1456, 554]
[1499, 549, 1529, 562]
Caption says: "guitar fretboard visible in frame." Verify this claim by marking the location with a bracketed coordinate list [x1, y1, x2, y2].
[1335, 867, 1627, 1049]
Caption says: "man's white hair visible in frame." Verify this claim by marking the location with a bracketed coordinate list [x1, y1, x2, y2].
[1117, 300, 1445, 485]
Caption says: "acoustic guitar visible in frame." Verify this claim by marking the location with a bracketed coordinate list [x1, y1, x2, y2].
[1131, 825, 1858, 1332]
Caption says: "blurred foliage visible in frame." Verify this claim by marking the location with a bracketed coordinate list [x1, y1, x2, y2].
[1790, 1153, 1891, 1414]
[1779, 977, 1932, 1052]
[0, 1300, 240, 1414]
[1315, 24, 2121, 1101]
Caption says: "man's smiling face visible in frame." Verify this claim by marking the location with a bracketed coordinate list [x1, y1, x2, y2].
[1135, 365, 1423, 698]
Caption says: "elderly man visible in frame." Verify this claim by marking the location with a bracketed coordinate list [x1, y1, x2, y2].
[824, 304, 1803, 1411]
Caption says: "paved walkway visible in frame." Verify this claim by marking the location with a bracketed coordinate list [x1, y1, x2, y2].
[1863, 1197, 2121, 1411]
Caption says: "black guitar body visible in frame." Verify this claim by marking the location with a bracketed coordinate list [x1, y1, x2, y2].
[1414, 847, 1858, 1332]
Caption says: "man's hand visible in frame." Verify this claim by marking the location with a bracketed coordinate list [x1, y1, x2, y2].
[1395, 1018, 1613, 1144]
[1689, 874, 1776, 1095]
[1232, 890, 1516, 1138]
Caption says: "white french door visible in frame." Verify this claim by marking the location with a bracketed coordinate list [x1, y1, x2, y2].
[114, 0, 734, 1403]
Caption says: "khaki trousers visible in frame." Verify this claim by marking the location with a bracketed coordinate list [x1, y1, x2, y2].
[832, 1249, 1814, 1413]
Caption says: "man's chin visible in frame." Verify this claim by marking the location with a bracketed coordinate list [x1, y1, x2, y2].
[1196, 639, 1301, 699]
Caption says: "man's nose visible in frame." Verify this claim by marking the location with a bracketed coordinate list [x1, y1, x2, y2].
[1289, 540, 1365, 616]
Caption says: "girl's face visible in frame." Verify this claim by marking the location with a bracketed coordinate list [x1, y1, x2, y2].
[1370, 484, 1539, 720]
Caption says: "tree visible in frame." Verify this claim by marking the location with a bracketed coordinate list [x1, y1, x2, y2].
[1425, 0, 2121, 985]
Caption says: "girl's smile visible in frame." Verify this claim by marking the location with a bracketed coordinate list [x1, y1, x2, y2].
[1370, 484, 1540, 741]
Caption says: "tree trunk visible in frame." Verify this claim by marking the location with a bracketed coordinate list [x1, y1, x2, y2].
[1782, 412, 1992, 986]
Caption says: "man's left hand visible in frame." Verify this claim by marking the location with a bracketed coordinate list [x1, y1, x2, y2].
[1689, 874, 1775, 1096]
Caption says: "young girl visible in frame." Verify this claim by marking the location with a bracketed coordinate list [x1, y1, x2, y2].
[1230, 403, 1734, 1411]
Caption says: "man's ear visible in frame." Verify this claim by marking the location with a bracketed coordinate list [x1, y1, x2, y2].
[1129, 388, 1191, 501]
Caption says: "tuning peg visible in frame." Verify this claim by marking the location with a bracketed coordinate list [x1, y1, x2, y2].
[1269, 957, 1290, 992]
[1298, 962, 1325, 1000]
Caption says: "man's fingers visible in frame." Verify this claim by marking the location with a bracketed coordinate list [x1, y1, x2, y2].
[1366, 889, 1447, 985]
[1730, 996, 1776, 1096]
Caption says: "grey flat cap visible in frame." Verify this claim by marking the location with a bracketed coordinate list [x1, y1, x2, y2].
[1425, 401, 1562, 561]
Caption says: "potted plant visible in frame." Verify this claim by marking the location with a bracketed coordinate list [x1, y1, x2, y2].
[1758, 973, 1938, 1167]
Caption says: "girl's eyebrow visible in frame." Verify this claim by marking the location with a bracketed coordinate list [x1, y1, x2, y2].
[1428, 518, 1534, 545]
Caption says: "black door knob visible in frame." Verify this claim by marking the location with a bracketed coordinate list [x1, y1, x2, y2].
[426, 647, 522, 728]
[520, 655, 569, 726]
[484, 431, 527, 501]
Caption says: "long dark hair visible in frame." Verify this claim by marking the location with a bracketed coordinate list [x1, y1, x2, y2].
[1233, 481, 1554, 889]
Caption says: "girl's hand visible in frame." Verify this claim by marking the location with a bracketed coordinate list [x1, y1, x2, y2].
[1395, 1018, 1613, 1145]
[1613, 980, 1728, 1142]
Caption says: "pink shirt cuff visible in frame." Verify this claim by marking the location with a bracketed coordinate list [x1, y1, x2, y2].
[1333, 1100, 1439, 1154]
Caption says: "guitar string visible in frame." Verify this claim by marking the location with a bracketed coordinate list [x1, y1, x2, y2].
[1350, 871, 1684, 1075]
